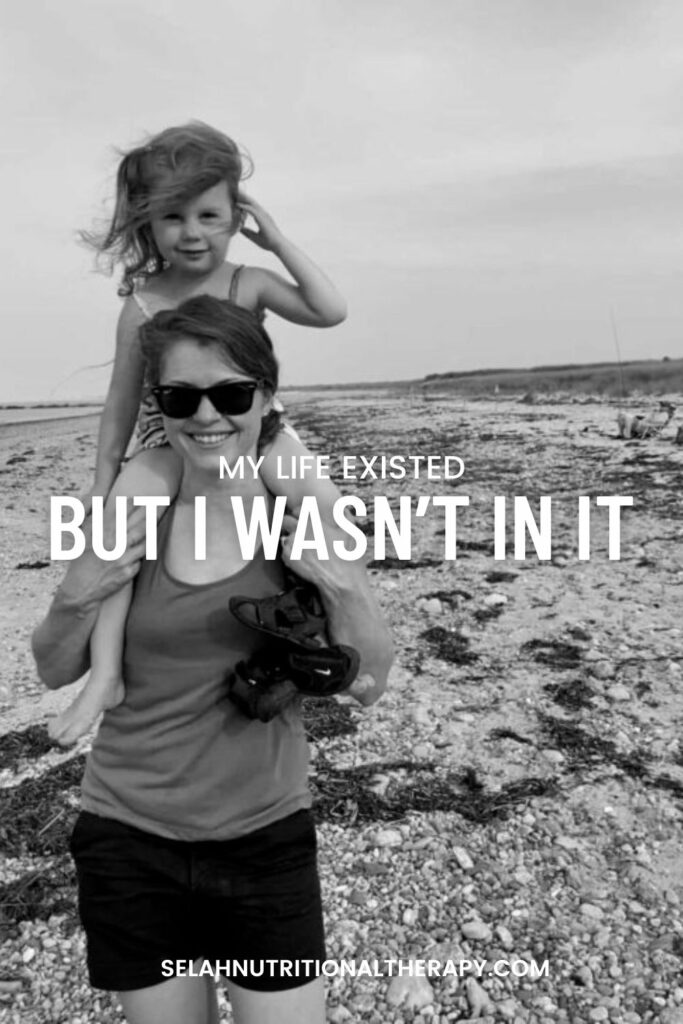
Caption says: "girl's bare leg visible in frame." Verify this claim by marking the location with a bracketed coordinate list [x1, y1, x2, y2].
[48, 448, 181, 745]
[118, 968, 220, 1024]
[228, 975, 325, 1024]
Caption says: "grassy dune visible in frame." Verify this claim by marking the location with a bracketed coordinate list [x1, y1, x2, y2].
[422, 357, 683, 398]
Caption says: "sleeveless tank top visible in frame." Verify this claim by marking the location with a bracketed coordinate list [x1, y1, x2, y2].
[80, 507, 310, 840]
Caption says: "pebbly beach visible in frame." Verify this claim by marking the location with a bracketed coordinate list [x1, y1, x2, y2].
[1, 389, 683, 1023]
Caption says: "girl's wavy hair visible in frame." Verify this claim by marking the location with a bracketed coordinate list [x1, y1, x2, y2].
[83, 122, 251, 296]
[139, 296, 282, 450]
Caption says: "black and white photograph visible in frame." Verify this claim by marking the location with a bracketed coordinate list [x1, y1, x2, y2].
[1, 2, 682, 1022]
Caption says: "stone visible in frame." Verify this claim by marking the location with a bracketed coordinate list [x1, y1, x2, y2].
[452, 846, 475, 871]
[367, 774, 391, 797]
[659, 1011, 683, 1024]
[591, 661, 615, 680]
[461, 919, 492, 942]
[606, 683, 630, 702]
[349, 993, 376, 1014]
[572, 966, 593, 987]
[328, 1005, 353, 1023]
[386, 972, 435, 1010]
[411, 705, 433, 727]
[374, 828, 403, 848]
[465, 977, 494, 1016]
[495, 925, 514, 950]
[580, 904, 604, 920]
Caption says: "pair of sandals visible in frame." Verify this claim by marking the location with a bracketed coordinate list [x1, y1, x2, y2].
[227, 577, 360, 722]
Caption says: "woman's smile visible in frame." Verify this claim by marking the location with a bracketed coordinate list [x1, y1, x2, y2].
[187, 430, 235, 447]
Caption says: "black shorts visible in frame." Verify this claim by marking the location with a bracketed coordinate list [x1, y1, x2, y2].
[70, 808, 326, 992]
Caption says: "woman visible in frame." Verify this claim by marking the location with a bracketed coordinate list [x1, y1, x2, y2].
[32, 297, 393, 1024]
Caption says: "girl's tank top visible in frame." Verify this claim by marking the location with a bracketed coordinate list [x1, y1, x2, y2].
[80, 507, 310, 841]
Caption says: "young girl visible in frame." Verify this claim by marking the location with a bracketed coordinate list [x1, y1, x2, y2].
[49, 121, 346, 745]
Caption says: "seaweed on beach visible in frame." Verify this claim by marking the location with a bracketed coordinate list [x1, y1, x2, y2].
[538, 712, 651, 777]
[485, 571, 519, 584]
[420, 626, 479, 665]
[488, 727, 535, 746]
[367, 556, 443, 571]
[600, 464, 683, 520]
[0, 858, 77, 931]
[456, 775, 558, 823]
[522, 638, 583, 669]
[0, 756, 84, 857]
[422, 588, 473, 606]
[310, 758, 557, 826]
[0, 725, 56, 772]
[646, 774, 683, 799]
[15, 560, 50, 570]
[544, 679, 595, 711]
[448, 539, 495, 555]
[474, 604, 505, 623]
[303, 698, 358, 741]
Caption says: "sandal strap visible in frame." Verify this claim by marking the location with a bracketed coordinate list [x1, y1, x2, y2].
[229, 580, 327, 645]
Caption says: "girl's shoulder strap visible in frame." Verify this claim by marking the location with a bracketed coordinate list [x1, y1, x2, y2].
[132, 289, 154, 321]
[228, 264, 245, 304]
[227, 264, 265, 323]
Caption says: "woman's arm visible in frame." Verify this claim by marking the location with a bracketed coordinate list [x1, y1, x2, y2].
[32, 506, 148, 687]
[93, 298, 147, 497]
[237, 193, 347, 327]
[280, 515, 394, 706]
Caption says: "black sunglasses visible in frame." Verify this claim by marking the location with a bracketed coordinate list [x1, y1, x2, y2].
[151, 381, 266, 418]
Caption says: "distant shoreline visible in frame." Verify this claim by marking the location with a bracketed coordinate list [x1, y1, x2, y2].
[0, 407, 102, 429]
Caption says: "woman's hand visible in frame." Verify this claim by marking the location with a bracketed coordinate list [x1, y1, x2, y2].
[60, 504, 148, 610]
[237, 192, 285, 253]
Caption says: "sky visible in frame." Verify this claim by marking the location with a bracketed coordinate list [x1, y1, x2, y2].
[2, 0, 683, 400]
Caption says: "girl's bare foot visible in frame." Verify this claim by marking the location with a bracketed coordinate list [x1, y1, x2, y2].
[47, 676, 125, 746]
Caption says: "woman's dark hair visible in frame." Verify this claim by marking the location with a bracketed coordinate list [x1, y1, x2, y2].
[139, 296, 281, 449]
[83, 122, 251, 296]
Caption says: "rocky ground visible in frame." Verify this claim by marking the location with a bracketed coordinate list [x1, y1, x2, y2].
[1, 391, 682, 1023]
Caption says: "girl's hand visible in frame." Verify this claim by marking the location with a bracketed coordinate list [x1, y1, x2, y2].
[237, 192, 284, 253]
